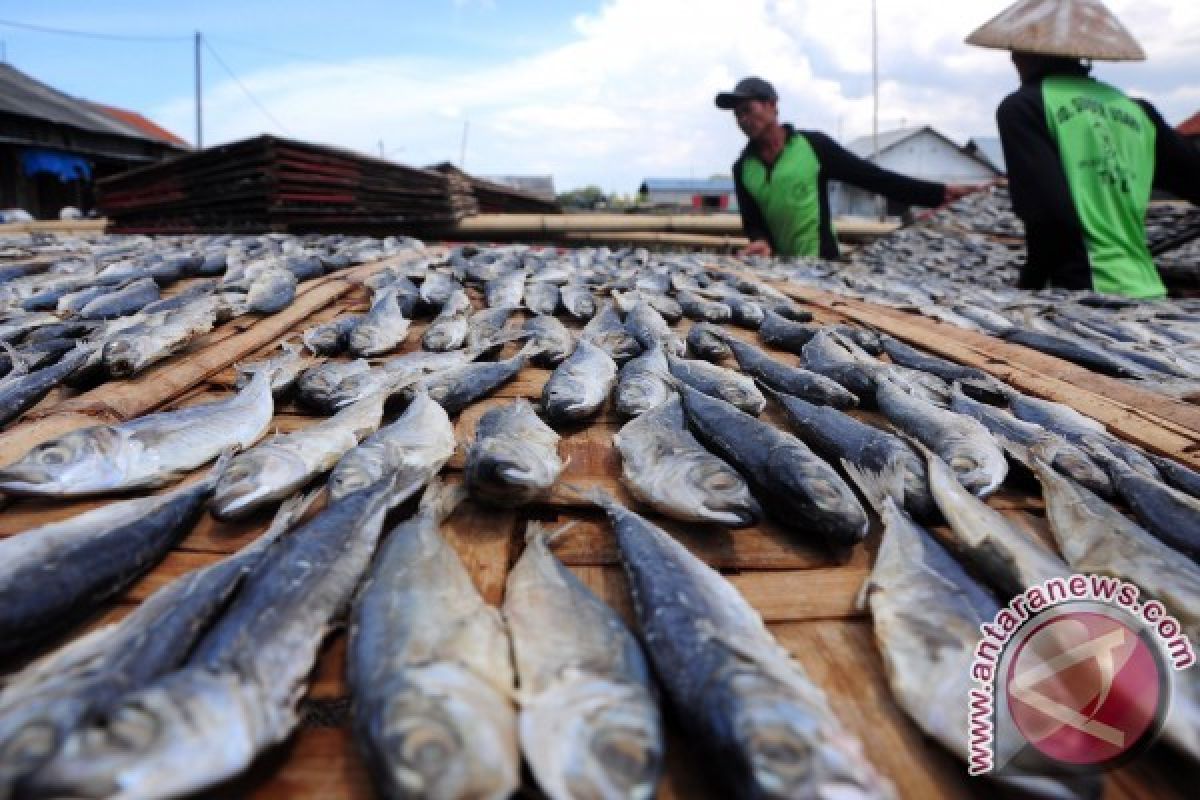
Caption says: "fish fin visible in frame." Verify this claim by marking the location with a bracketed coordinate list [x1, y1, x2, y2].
[1025, 436, 1063, 469]
[840, 457, 905, 515]
[206, 448, 237, 486]
[994, 434, 1034, 470]
[0, 340, 30, 376]
[892, 429, 939, 465]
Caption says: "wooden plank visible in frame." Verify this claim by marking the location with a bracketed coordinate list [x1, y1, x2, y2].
[775, 284, 1200, 469]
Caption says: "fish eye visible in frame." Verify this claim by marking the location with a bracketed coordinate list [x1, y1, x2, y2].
[37, 444, 72, 466]
[950, 455, 979, 472]
[2, 721, 59, 761]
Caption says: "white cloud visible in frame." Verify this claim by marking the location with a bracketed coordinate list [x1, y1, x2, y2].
[154, 0, 1200, 194]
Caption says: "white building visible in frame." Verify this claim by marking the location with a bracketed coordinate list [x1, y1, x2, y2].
[829, 126, 1000, 219]
[638, 178, 738, 212]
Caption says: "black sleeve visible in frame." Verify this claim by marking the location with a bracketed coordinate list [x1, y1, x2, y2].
[996, 86, 1092, 290]
[804, 131, 946, 208]
[1135, 99, 1200, 206]
[732, 156, 771, 245]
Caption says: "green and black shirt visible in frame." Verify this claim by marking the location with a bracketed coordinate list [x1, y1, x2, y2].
[998, 70, 1200, 298]
[732, 125, 945, 259]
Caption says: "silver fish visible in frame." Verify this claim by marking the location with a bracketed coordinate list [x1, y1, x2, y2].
[614, 347, 672, 417]
[844, 461, 1097, 800]
[350, 286, 411, 356]
[623, 299, 685, 357]
[102, 300, 218, 378]
[0, 492, 311, 795]
[560, 283, 598, 320]
[295, 359, 372, 413]
[912, 438, 1068, 599]
[542, 339, 617, 423]
[301, 314, 361, 356]
[505, 522, 664, 800]
[523, 281, 560, 316]
[234, 341, 311, 397]
[1029, 448, 1200, 763]
[212, 391, 387, 519]
[349, 480, 519, 800]
[0, 457, 225, 660]
[465, 305, 516, 356]
[614, 395, 759, 526]
[484, 268, 526, 309]
[667, 354, 765, 416]
[328, 390, 456, 502]
[0, 344, 91, 429]
[686, 323, 732, 362]
[24, 479, 396, 800]
[422, 288, 472, 352]
[243, 266, 297, 314]
[420, 270, 463, 309]
[522, 314, 575, 367]
[0, 370, 274, 496]
[586, 490, 895, 799]
[876, 374, 1007, 498]
[581, 301, 641, 364]
[465, 399, 563, 507]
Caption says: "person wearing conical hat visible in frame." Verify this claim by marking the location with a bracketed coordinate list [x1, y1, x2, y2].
[968, 0, 1200, 298]
[714, 77, 977, 260]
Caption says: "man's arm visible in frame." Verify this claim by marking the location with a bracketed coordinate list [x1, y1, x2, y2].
[804, 131, 947, 208]
[1136, 100, 1200, 206]
[997, 88, 1092, 290]
[733, 157, 772, 255]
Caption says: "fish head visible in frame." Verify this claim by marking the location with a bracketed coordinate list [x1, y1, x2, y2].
[211, 449, 308, 520]
[466, 438, 559, 501]
[946, 451, 998, 497]
[347, 325, 384, 355]
[542, 379, 590, 421]
[369, 664, 518, 799]
[0, 708, 73, 788]
[726, 669, 860, 795]
[0, 427, 127, 494]
[328, 448, 388, 500]
[101, 336, 150, 377]
[616, 375, 671, 416]
[521, 680, 663, 800]
[22, 670, 255, 799]
[678, 459, 761, 526]
[716, 383, 766, 416]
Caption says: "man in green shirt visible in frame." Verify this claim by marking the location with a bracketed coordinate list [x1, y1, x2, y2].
[716, 77, 974, 260]
[968, 0, 1200, 298]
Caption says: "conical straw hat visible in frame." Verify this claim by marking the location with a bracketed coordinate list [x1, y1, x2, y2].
[966, 0, 1145, 61]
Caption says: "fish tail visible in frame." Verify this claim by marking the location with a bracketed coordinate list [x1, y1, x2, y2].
[559, 481, 616, 511]
[417, 477, 467, 521]
[523, 519, 579, 546]
[840, 457, 905, 515]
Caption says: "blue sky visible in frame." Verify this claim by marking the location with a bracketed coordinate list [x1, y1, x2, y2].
[2, 1, 1197, 194]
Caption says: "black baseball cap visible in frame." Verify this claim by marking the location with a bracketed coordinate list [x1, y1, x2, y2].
[714, 77, 778, 110]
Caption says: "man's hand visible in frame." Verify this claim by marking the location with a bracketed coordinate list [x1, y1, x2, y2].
[943, 184, 979, 204]
[740, 240, 773, 258]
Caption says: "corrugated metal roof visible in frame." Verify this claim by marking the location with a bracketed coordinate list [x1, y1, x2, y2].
[843, 126, 931, 159]
[640, 178, 735, 193]
[1178, 111, 1200, 137]
[0, 62, 178, 145]
[966, 136, 1007, 173]
[843, 125, 999, 175]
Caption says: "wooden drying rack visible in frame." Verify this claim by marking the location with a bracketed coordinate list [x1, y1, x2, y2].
[0, 248, 1191, 799]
